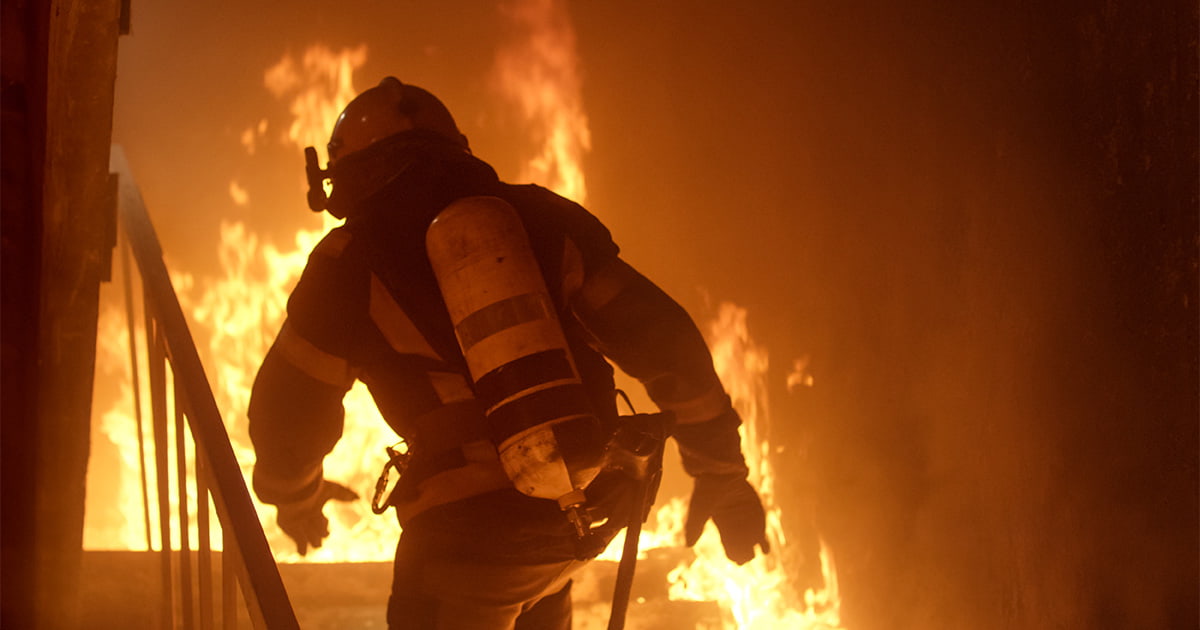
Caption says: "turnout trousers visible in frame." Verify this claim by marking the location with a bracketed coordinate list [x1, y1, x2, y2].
[386, 530, 586, 630]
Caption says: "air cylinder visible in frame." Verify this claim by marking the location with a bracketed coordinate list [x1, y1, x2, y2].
[426, 196, 605, 527]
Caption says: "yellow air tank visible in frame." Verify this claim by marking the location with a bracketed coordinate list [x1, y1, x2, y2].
[426, 196, 605, 535]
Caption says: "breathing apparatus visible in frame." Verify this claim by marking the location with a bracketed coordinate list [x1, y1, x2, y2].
[324, 80, 668, 551]
[324, 77, 668, 630]
[426, 195, 610, 537]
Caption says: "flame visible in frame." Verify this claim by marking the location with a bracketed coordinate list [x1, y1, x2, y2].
[263, 44, 366, 163]
[663, 303, 844, 629]
[86, 44, 400, 562]
[493, 0, 592, 203]
[88, 13, 848, 628]
[491, 5, 845, 626]
[88, 297, 156, 551]
[88, 275, 213, 553]
[587, 305, 844, 628]
[202, 44, 398, 563]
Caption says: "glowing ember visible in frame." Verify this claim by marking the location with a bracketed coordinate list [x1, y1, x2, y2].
[787, 355, 816, 392]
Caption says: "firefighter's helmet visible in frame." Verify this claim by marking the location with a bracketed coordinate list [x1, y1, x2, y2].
[305, 77, 470, 216]
[328, 77, 468, 163]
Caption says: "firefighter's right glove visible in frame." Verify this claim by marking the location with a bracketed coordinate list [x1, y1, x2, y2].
[683, 473, 770, 565]
[275, 479, 359, 556]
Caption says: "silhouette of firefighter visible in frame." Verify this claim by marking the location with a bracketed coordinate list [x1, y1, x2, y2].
[248, 77, 768, 629]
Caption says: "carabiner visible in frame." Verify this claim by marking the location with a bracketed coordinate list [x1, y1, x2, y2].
[371, 442, 412, 515]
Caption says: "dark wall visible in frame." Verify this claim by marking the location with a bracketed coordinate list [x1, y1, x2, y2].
[782, 2, 1199, 628]
[1, 0, 49, 624]
[571, 2, 1197, 623]
[2, 1, 122, 627]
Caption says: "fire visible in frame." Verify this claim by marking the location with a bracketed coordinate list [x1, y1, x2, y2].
[89, 296, 159, 551]
[88, 7, 847, 627]
[493, 3, 845, 626]
[264, 44, 367, 161]
[492, 0, 592, 203]
[205, 44, 399, 562]
[664, 303, 844, 629]
[86, 44, 399, 562]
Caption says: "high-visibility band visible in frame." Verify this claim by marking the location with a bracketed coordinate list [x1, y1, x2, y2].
[275, 320, 354, 388]
[253, 463, 322, 505]
[677, 444, 750, 477]
[412, 400, 489, 455]
[454, 292, 553, 352]
[461, 439, 499, 464]
[369, 273, 440, 359]
[487, 384, 593, 446]
[577, 258, 633, 312]
[312, 228, 351, 259]
[559, 238, 586, 301]
[473, 349, 576, 411]
[394, 459, 511, 526]
[429, 371, 475, 404]
[658, 386, 731, 425]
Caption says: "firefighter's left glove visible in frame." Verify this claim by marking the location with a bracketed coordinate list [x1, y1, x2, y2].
[275, 479, 359, 556]
[684, 473, 769, 565]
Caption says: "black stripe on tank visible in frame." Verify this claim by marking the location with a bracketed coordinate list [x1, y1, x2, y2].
[454, 292, 552, 352]
[473, 349, 576, 410]
[485, 383, 593, 444]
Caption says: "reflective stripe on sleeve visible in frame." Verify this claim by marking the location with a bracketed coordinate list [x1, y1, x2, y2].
[369, 273, 440, 359]
[560, 238, 586, 302]
[577, 258, 634, 312]
[677, 444, 751, 477]
[429, 371, 475, 404]
[659, 385, 731, 425]
[252, 463, 323, 505]
[312, 228, 352, 259]
[275, 320, 355, 388]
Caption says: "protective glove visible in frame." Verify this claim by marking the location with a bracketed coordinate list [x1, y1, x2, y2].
[683, 473, 770, 565]
[275, 479, 359, 556]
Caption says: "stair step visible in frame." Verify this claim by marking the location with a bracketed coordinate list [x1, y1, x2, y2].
[79, 549, 721, 629]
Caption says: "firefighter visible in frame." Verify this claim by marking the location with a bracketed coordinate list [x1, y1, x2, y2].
[248, 76, 768, 629]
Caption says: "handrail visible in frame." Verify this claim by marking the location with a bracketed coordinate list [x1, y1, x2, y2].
[110, 145, 299, 630]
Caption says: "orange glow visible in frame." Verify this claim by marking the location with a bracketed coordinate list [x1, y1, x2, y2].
[495, 3, 846, 625]
[88, 15, 846, 628]
[592, 304, 844, 628]
[86, 45, 400, 562]
[493, 0, 592, 203]
[665, 303, 843, 628]
[221, 44, 399, 562]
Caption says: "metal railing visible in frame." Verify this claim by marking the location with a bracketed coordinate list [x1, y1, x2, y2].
[110, 145, 299, 630]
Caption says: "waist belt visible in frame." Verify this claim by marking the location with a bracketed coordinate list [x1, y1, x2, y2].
[393, 440, 512, 526]
[390, 400, 510, 524]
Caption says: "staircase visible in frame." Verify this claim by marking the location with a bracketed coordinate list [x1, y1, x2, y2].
[105, 146, 297, 629]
